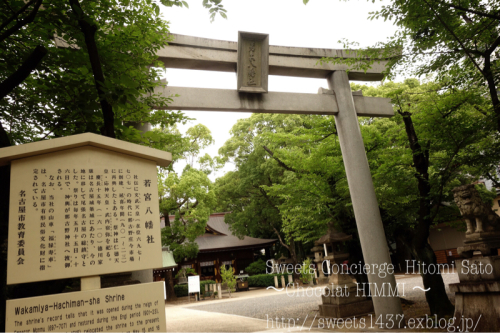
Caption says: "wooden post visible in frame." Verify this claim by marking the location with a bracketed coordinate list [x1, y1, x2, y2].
[281, 275, 286, 289]
[288, 274, 293, 288]
[274, 275, 279, 288]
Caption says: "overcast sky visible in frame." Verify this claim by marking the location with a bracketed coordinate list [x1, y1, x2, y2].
[158, 0, 398, 179]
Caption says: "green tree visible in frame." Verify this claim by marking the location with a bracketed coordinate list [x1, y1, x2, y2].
[216, 79, 498, 316]
[0, 0, 223, 327]
[325, 0, 500, 131]
[0, 1, 188, 329]
[299, 258, 314, 284]
[220, 264, 236, 297]
[352, 79, 498, 316]
[158, 124, 216, 300]
[216, 114, 326, 272]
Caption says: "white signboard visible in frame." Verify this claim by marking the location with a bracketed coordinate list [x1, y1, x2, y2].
[6, 282, 166, 332]
[188, 275, 200, 294]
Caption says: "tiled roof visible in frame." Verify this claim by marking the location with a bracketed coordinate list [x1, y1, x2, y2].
[163, 212, 276, 252]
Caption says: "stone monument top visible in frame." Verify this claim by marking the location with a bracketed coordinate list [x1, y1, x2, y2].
[0, 132, 172, 167]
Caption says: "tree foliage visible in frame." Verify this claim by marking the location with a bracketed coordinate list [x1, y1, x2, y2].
[325, 0, 500, 131]
[220, 264, 236, 297]
[0, 0, 190, 146]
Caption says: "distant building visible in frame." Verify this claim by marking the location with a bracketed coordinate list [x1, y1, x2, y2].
[161, 212, 276, 283]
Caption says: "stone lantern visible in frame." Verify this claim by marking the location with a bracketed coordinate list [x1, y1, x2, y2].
[311, 242, 327, 284]
[317, 224, 374, 318]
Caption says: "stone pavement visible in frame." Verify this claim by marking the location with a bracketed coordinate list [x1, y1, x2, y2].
[165, 305, 272, 332]
[165, 287, 293, 332]
[164, 273, 460, 332]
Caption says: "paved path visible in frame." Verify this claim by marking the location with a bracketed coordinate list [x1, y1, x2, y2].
[165, 273, 460, 332]
[165, 304, 271, 332]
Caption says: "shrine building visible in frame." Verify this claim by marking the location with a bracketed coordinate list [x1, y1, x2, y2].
[159, 212, 276, 282]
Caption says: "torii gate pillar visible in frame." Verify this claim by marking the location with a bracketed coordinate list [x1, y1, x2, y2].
[328, 71, 404, 324]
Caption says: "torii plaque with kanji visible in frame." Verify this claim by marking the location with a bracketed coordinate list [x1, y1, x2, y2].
[1, 133, 171, 284]
[237, 31, 269, 93]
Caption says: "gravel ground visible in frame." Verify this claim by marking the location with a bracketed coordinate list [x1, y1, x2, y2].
[187, 273, 460, 322]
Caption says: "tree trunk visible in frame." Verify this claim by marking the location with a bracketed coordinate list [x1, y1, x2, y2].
[399, 110, 455, 316]
[164, 269, 177, 302]
[481, 54, 500, 133]
[0, 45, 47, 100]
[288, 238, 300, 281]
[410, 241, 455, 316]
[68, 0, 115, 138]
[347, 238, 371, 299]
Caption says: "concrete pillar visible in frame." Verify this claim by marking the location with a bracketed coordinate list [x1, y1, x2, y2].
[218, 283, 222, 299]
[327, 71, 403, 326]
[274, 276, 279, 288]
[288, 274, 293, 287]
[281, 275, 286, 289]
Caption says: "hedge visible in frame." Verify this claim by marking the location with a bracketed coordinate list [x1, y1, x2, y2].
[173, 279, 216, 297]
[247, 273, 289, 288]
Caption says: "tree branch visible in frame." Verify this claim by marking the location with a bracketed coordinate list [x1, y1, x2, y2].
[262, 145, 298, 173]
[421, 0, 484, 75]
[272, 225, 290, 252]
[437, 1, 500, 21]
[68, 0, 115, 138]
[487, 35, 500, 56]
[0, 0, 43, 43]
[0, 45, 47, 100]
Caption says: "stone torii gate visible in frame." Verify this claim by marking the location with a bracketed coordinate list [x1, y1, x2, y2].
[156, 32, 403, 323]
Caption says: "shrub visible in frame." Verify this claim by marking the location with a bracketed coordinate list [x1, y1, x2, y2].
[245, 259, 267, 275]
[174, 267, 197, 279]
[173, 279, 216, 298]
[247, 273, 288, 288]
[220, 265, 237, 298]
[299, 258, 314, 283]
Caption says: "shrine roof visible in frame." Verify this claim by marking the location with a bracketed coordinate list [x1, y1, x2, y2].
[164, 212, 277, 252]
[0, 133, 172, 167]
[199, 212, 276, 252]
[196, 234, 276, 252]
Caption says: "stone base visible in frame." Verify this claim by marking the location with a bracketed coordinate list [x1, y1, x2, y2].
[319, 300, 374, 318]
[451, 281, 500, 332]
[459, 236, 500, 257]
[456, 256, 500, 282]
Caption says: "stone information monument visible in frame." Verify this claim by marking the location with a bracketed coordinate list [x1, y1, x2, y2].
[1, 133, 169, 332]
